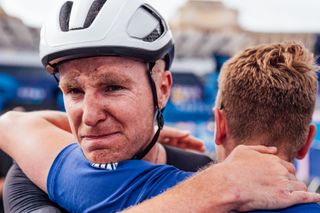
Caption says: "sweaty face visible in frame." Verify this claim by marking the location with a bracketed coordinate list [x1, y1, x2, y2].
[59, 57, 155, 163]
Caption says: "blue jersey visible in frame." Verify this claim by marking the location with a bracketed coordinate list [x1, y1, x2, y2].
[249, 203, 320, 212]
[47, 143, 320, 213]
[47, 143, 192, 213]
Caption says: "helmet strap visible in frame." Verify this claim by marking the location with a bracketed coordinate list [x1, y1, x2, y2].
[131, 62, 164, 160]
[52, 67, 60, 83]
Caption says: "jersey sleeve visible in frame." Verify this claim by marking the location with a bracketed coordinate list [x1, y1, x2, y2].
[47, 143, 192, 213]
[3, 163, 66, 213]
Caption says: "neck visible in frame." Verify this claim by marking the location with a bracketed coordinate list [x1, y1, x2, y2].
[225, 138, 293, 163]
[143, 143, 167, 164]
[274, 151, 292, 162]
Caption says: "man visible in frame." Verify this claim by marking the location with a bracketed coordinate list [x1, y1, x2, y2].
[125, 42, 320, 212]
[213, 42, 320, 212]
[3, 124, 209, 213]
[0, 0, 319, 212]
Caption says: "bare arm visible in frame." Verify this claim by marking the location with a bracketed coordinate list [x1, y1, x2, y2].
[10, 110, 204, 151]
[2, 111, 319, 212]
[0, 111, 75, 192]
[25, 110, 71, 133]
[0, 110, 204, 193]
[124, 145, 320, 212]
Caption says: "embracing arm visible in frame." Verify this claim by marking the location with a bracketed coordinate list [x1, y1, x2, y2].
[9, 110, 204, 151]
[124, 145, 320, 212]
[23, 110, 71, 133]
[2, 111, 319, 212]
[34, 111, 206, 152]
[0, 110, 203, 191]
[0, 110, 204, 202]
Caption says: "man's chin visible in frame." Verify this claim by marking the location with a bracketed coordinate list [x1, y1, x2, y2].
[84, 150, 126, 164]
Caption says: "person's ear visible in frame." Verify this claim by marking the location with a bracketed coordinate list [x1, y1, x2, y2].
[296, 124, 316, 159]
[213, 107, 227, 146]
[157, 71, 172, 108]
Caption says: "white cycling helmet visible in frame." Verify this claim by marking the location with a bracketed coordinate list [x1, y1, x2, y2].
[40, 0, 175, 73]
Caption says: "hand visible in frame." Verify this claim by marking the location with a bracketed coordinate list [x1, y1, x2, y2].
[158, 126, 205, 152]
[221, 145, 320, 211]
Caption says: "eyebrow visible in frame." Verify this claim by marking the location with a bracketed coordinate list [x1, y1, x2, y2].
[58, 68, 82, 89]
[59, 73, 134, 91]
[59, 78, 82, 91]
[93, 73, 133, 86]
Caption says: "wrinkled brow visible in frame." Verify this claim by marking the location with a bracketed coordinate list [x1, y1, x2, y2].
[58, 72, 134, 91]
[59, 78, 82, 92]
[58, 68, 81, 89]
[93, 73, 133, 86]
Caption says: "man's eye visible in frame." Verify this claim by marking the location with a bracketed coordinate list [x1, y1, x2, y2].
[104, 85, 124, 92]
[67, 88, 83, 95]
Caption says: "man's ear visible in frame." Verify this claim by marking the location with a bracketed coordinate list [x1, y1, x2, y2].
[213, 107, 227, 146]
[157, 71, 172, 108]
[296, 124, 316, 159]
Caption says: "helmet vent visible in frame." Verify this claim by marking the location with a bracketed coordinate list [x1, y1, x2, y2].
[143, 24, 163, 42]
[141, 6, 164, 42]
[59, 1, 73, 32]
[83, 0, 108, 29]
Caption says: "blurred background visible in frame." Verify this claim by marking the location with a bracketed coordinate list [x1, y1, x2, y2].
[0, 1, 319, 208]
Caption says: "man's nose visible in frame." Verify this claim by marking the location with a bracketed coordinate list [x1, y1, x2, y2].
[82, 94, 107, 127]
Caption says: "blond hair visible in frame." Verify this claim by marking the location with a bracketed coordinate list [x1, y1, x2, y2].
[216, 42, 318, 158]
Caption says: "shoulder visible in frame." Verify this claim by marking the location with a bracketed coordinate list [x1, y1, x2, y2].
[3, 163, 64, 213]
[47, 144, 193, 212]
[164, 145, 213, 172]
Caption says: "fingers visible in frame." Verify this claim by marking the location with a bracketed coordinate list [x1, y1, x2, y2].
[287, 173, 298, 181]
[280, 160, 296, 175]
[164, 138, 179, 147]
[287, 179, 308, 192]
[287, 191, 320, 205]
[178, 135, 205, 152]
[244, 145, 278, 154]
[158, 126, 205, 152]
[161, 136, 205, 152]
[244, 145, 295, 175]
[159, 126, 190, 138]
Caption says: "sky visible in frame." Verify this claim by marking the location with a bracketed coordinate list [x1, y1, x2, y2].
[0, 0, 320, 33]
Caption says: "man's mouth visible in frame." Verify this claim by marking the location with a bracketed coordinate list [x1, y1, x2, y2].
[81, 131, 120, 139]
[80, 132, 121, 151]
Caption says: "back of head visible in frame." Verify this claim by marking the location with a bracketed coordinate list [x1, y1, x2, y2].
[216, 42, 318, 158]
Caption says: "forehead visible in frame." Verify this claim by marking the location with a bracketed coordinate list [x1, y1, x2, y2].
[58, 56, 146, 79]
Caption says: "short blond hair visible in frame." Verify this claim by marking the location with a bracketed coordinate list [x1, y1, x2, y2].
[216, 42, 318, 158]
